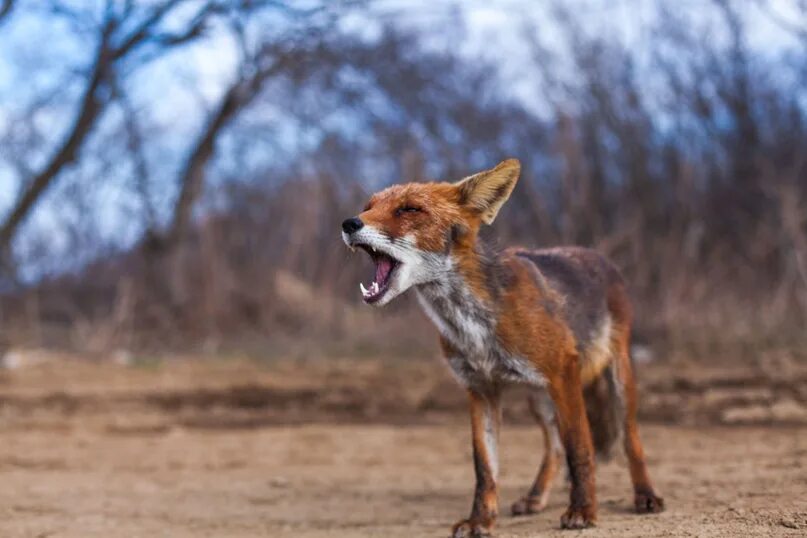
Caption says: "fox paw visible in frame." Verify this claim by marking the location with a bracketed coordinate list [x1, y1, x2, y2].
[635, 490, 665, 514]
[560, 505, 596, 529]
[451, 519, 494, 538]
[511, 495, 547, 516]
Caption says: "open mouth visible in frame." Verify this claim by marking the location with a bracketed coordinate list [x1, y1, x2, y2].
[355, 244, 400, 304]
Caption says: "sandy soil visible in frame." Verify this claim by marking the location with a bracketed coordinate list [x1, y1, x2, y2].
[0, 354, 805, 537]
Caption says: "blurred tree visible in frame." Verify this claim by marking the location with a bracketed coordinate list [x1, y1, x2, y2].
[164, 3, 347, 250]
[0, 0, 225, 269]
[0, 0, 805, 355]
[0, 0, 13, 24]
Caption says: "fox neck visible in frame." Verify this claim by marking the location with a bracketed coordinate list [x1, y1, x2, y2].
[414, 238, 503, 356]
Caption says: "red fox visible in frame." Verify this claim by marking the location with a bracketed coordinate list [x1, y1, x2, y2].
[341, 159, 664, 537]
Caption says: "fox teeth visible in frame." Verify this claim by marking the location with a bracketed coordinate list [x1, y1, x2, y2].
[360, 281, 382, 298]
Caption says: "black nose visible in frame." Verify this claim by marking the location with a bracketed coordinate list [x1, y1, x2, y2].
[342, 217, 364, 234]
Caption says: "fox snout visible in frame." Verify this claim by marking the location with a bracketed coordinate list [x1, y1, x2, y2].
[341, 217, 364, 235]
[342, 159, 522, 308]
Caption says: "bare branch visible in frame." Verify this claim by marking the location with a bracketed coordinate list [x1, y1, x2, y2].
[111, 78, 158, 230]
[114, 0, 221, 59]
[163, 16, 344, 248]
[166, 56, 285, 246]
[0, 0, 13, 24]
[0, 0, 226, 256]
[112, 0, 184, 58]
[0, 20, 116, 253]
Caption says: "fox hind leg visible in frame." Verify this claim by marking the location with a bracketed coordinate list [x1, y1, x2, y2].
[511, 390, 563, 516]
[612, 328, 664, 514]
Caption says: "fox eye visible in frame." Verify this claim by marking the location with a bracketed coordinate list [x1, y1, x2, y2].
[396, 205, 422, 216]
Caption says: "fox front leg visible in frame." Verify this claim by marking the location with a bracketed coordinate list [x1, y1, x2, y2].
[452, 388, 501, 538]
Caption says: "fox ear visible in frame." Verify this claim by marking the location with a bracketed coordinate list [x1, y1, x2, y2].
[454, 159, 521, 224]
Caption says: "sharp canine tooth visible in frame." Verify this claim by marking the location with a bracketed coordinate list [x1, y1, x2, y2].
[360, 283, 368, 295]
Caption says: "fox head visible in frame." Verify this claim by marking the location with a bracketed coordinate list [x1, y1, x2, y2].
[341, 159, 520, 306]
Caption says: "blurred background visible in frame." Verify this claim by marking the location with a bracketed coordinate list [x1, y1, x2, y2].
[0, 0, 806, 362]
[0, 2, 806, 536]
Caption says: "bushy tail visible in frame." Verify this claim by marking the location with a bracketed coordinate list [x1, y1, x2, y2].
[583, 364, 623, 460]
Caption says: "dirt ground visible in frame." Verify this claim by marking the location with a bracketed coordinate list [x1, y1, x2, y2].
[0, 352, 805, 537]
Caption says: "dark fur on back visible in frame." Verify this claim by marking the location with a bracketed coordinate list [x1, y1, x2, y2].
[515, 247, 626, 458]
[514, 247, 621, 352]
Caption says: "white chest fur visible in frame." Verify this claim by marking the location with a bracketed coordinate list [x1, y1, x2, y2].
[415, 279, 546, 389]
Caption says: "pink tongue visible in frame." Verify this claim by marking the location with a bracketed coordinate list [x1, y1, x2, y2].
[375, 257, 392, 285]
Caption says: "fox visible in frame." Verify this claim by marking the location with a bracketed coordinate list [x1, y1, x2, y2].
[341, 158, 664, 537]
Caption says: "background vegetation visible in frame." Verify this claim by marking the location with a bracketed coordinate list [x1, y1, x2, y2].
[0, 0, 805, 362]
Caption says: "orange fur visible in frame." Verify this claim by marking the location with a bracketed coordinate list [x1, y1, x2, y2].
[343, 159, 663, 537]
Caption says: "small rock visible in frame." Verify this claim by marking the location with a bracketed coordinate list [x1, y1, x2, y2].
[0, 349, 51, 370]
[770, 398, 807, 423]
[631, 344, 655, 364]
[112, 349, 133, 366]
[0, 350, 23, 370]
[269, 477, 289, 488]
[704, 387, 771, 406]
[780, 518, 799, 529]
[721, 405, 769, 424]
